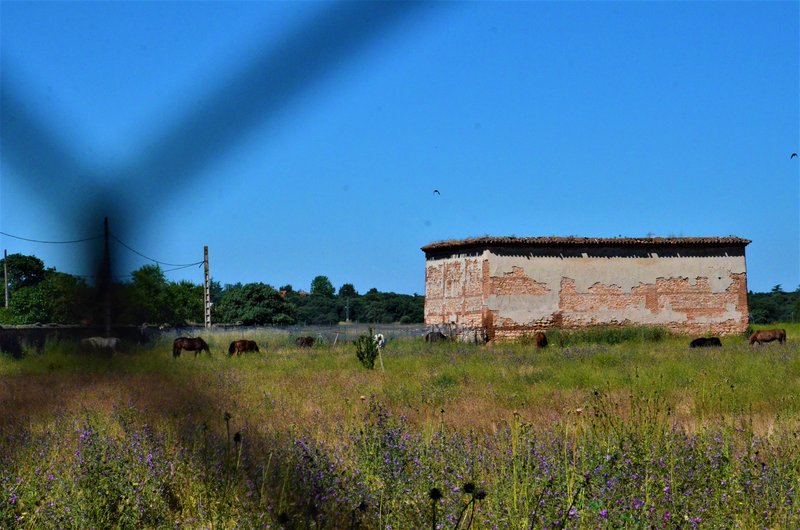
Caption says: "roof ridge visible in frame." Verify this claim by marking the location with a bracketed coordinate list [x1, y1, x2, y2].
[421, 236, 751, 252]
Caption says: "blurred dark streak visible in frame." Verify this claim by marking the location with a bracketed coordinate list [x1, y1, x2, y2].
[128, 2, 436, 195]
[0, 79, 93, 205]
[1, 2, 440, 292]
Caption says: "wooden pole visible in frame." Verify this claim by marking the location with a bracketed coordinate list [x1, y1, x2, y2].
[204, 246, 211, 329]
[103, 217, 111, 337]
[3, 249, 8, 308]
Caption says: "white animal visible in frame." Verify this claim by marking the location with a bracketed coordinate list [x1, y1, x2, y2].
[373, 333, 386, 349]
[81, 337, 120, 353]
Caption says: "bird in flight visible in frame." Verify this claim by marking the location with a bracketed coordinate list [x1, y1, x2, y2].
[792, 153, 798, 159]
[433, 189, 441, 195]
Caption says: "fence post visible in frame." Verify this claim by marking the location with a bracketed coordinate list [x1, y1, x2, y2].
[204, 246, 211, 329]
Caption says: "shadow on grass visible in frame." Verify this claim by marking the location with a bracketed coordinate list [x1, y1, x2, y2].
[0, 344, 372, 529]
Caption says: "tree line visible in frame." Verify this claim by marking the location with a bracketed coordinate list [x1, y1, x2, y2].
[0, 253, 423, 326]
[748, 285, 800, 324]
[1, 253, 795, 327]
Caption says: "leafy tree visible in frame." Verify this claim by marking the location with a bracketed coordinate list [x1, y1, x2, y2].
[168, 280, 204, 325]
[118, 265, 171, 325]
[216, 283, 296, 325]
[310, 276, 335, 298]
[748, 288, 800, 323]
[40, 272, 92, 323]
[209, 279, 224, 306]
[8, 270, 89, 324]
[295, 294, 339, 325]
[8, 283, 49, 324]
[337, 284, 359, 322]
[0, 253, 46, 292]
[338, 283, 358, 298]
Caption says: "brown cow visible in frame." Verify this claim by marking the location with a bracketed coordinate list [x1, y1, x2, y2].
[295, 336, 315, 348]
[534, 332, 548, 348]
[690, 337, 722, 348]
[173, 337, 210, 357]
[228, 339, 259, 356]
[749, 329, 786, 345]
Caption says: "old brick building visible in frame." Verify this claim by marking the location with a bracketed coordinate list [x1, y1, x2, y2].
[422, 236, 750, 339]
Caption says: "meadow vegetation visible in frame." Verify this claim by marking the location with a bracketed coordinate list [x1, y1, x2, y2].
[1, 324, 799, 528]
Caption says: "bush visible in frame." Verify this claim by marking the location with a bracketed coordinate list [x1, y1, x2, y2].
[354, 327, 379, 369]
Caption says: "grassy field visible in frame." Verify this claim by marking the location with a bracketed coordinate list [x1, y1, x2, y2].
[1, 324, 798, 528]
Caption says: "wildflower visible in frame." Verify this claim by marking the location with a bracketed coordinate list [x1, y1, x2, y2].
[474, 489, 487, 500]
[233, 432, 242, 444]
[599, 508, 608, 519]
[9, 493, 18, 505]
[429, 487, 443, 501]
[463, 482, 476, 494]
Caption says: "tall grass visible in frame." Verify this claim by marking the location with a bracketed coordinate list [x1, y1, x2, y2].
[1, 327, 799, 527]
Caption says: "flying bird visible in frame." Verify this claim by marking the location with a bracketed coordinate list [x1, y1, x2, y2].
[433, 189, 440, 195]
[792, 153, 798, 159]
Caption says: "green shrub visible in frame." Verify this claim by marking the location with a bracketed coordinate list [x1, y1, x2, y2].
[354, 327, 378, 369]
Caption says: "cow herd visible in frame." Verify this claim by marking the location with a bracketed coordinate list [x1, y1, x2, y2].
[688, 328, 787, 348]
[71, 327, 790, 359]
[172, 327, 791, 358]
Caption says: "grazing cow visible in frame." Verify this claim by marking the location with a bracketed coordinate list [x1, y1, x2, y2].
[425, 331, 448, 343]
[690, 337, 722, 348]
[228, 339, 259, 356]
[295, 336, 315, 348]
[749, 329, 786, 346]
[81, 336, 120, 353]
[173, 337, 210, 357]
[534, 332, 548, 349]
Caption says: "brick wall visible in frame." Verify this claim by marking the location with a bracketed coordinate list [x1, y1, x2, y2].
[424, 244, 749, 339]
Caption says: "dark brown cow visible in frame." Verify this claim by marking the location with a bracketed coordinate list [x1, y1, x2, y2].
[749, 329, 786, 346]
[690, 337, 722, 348]
[534, 332, 548, 348]
[173, 337, 210, 357]
[295, 336, 315, 348]
[228, 339, 259, 356]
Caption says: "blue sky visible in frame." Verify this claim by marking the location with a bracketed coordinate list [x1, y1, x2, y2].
[1, 1, 798, 295]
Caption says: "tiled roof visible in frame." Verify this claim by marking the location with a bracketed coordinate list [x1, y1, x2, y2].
[421, 236, 750, 252]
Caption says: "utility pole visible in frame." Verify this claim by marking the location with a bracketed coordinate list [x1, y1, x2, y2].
[3, 249, 8, 308]
[103, 217, 111, 337]
[204, 246, 211, 329]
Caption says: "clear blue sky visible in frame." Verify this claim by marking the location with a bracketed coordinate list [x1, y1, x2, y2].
[1, 1, 798, 295]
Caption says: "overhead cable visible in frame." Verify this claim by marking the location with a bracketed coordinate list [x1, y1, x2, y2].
[109, 233, 203, 268]
[0, 230, 103, 244]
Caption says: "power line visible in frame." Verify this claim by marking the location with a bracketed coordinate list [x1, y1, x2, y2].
[108, 233, 203, 268]
[1, 228, 203, 276]
[0, 230, 103, 244]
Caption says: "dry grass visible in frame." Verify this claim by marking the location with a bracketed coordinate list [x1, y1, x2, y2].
[2, 326, 799, 438]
